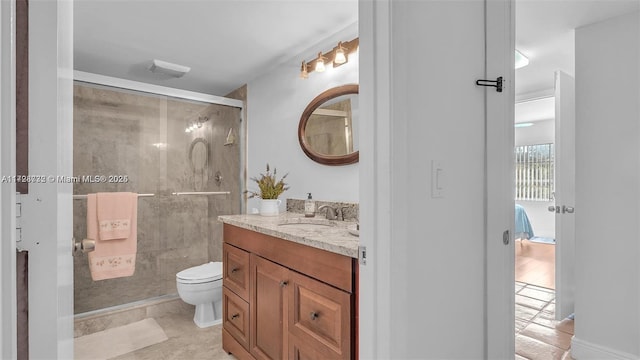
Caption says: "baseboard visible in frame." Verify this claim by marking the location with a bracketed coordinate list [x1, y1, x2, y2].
[572, 336, 640, 360]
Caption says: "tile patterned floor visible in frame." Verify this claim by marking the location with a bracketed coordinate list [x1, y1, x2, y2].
[515, 281, 575, 360]
[109, 312, 235, 360]
[79, 283, 573, 359]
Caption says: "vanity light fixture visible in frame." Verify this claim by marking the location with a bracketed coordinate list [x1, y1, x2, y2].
[299, 61, 309, 79]
[299, 37, 359, 79]
[333, 42, 347, 65]
[314, 52, 327, 72]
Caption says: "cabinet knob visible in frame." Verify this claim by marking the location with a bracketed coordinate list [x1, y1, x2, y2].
[230, 267, 239, 273]
[309, 312, 319, 320]
[280, 280, 289, 287]
[231, 313, 240, 320]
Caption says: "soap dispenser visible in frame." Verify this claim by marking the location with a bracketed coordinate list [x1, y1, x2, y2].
[304, 193, 316, 217]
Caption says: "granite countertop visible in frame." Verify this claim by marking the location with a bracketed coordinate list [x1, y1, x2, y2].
[218, 212, 359, 258]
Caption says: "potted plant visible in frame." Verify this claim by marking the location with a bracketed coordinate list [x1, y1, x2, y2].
[246, 164, 289, 216]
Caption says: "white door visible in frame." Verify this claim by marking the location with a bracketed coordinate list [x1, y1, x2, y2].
[14, 1, 74, 358]
[553, 70, 576, 320]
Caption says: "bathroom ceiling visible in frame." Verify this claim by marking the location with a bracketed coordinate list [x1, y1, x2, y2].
[74, 0, 358, 96]
[74, 1, 638, 99]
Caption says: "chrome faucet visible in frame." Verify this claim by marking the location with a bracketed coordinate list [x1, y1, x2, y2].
[318, 205, 338, 220]
[318, 205, 348, 221]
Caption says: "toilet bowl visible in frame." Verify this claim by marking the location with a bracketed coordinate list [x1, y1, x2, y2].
[176, 261, 223, 328]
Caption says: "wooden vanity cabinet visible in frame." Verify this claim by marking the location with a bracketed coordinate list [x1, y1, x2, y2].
[222, 224, 357, 360]
[251, 254, 288, 360]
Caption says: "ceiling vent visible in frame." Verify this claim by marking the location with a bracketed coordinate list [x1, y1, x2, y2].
[148, 59, 191, 78]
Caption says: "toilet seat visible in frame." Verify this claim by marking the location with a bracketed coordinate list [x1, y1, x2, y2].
[176, 261, 223, 284]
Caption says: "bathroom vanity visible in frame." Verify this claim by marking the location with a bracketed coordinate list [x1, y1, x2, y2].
[218, 213, 359, 360]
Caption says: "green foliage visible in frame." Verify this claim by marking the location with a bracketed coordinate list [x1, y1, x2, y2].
[246, 163, 289, 199]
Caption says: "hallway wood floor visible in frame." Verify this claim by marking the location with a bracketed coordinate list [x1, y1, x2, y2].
[515, 240, 573, 359]
[516, 240, 555, 289]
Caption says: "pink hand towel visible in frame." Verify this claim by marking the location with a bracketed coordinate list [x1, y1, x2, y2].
[96, 192, 135, 240]
[87, 193, 138, 281]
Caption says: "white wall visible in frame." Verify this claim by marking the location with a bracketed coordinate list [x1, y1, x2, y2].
[374, 1, 487, 357]
[246, 24, 359, 213]
[516, 118, 555, 239]
[573, 11, 640, 359]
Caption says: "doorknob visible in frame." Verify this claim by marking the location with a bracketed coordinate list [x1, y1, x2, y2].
[548, 205, 560, 213]
[74, 238, 95, 253]
[562, 205, 575, 214]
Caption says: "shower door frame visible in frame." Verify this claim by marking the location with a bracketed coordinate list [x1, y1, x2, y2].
[74, 71, 245, 110]
[71, 71, 246, 314]
[73, 70, 247, 217]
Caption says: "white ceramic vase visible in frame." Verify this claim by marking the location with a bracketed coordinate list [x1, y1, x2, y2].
[259, 199, 282, 216]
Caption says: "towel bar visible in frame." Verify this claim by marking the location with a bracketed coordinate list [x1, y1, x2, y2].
[171, 191, 230, 196]
[73, 193, 154, 200]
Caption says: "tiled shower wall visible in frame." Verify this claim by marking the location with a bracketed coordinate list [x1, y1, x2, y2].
[73, 83, 241, 314]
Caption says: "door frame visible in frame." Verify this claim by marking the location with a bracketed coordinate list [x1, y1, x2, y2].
[18, 0, 517, 357]
[485, 0, 516, 358]
[358, 0, 516, 357]
[0, 0, 18, 358]
[14, 0, 74, 357]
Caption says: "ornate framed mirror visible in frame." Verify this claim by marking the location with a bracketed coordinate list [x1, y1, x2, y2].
[298, 84, 359, 165]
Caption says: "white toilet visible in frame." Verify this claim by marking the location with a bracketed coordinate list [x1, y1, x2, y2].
[176, 261, 223, 328]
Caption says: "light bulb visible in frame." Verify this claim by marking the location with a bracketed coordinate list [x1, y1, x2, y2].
[299, 61, 308, 79]
[334, 42, 347, 65]
[315, 52, 326, 73]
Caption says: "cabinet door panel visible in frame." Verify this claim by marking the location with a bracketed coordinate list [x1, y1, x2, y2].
[250, 254, 288, 360]
[289, 271, 351, 359]
[224, 243, 250, 299]
[223, 287, 250, 351]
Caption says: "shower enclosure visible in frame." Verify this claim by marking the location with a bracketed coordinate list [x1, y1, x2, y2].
[72, 75, 243, 314]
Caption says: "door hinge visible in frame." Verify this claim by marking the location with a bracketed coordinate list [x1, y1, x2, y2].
[358, 246, 367, 265]
[476, 76, 503, 92]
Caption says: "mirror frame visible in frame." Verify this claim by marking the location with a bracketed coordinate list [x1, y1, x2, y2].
[298, 84, 359, 166]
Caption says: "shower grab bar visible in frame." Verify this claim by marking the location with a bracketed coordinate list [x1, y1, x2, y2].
[72, 193, 155, 200]
[171, 191, 230, 196]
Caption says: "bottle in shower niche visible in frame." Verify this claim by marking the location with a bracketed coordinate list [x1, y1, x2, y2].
[304, 193, 316, 217]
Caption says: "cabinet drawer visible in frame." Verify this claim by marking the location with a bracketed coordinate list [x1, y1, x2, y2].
[223, 287, 250, 351]
[224, 243, 250, 299]
[289, 333, 345, 360]
[288, 271, 351, 359]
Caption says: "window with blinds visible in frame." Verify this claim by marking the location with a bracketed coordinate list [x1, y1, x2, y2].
[515, 143, 554, 201]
